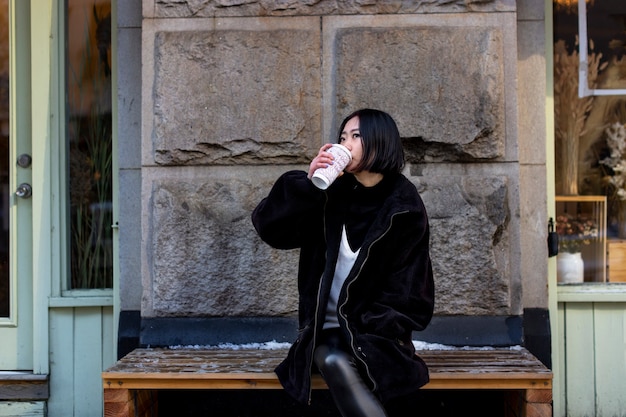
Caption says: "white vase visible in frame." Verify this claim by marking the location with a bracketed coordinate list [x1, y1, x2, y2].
[557, 252, 584, 283]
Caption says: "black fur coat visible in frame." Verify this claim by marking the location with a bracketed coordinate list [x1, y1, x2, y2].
[252, 170, 434, 405]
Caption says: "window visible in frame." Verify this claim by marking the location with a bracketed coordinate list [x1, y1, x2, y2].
[554, 0, 626, 283]
[65, 0, 112, 289]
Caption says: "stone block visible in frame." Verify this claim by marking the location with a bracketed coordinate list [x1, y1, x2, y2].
[118, 0, 142, 28]
[118, 28, 142, 170]
[119, 169, 143, 311]
[145, 167, 299, 317]
[414, 169, 515, 315]
[146, 18, 321, 165]
[517, 20, 546, 165]
[519, 164, 548, 307]
[333, 25, 505, 161]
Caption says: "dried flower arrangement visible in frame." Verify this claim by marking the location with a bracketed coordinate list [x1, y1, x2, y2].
[556, 212, 599, 253]
[554, 38, 607, 195]
[599, 122, 626, 200]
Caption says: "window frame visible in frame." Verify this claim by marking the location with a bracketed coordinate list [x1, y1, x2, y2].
[49, 0, 116, 303]
[577, 0, 626, 97]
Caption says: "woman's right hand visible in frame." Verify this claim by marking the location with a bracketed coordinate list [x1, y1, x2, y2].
[307, 143, 335, 180]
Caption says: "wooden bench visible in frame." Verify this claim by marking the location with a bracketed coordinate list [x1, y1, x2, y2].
[102, 346, 552, 417]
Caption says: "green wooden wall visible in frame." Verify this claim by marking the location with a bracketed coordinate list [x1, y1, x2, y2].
[557, 287, 626, 417]
[47, 306, 114, 417]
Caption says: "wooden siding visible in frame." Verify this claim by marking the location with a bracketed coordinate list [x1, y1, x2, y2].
[48, 306, 115, 417]
[0, 402, 46, 417]
[557, 298, 626, 417]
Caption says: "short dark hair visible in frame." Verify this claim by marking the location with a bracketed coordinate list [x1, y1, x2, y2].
[336, 108, 405, 175]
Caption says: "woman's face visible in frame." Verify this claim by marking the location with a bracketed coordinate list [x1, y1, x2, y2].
[339, 116, 363, 173]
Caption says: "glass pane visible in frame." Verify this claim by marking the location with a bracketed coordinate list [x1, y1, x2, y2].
[586, 0, 626, 89]
[0, 0, 8, 313]
[553, 0, 626, 283]
[66, 0, 112, 289]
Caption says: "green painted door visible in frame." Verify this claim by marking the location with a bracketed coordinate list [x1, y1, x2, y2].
[0, 0, 34, 371]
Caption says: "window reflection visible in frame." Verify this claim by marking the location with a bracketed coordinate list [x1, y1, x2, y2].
[66, 0, 112, 289]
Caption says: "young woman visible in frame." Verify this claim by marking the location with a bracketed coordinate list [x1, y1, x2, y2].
[252, 109, 434, 417]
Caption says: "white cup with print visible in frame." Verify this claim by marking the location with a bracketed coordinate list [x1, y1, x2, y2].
[311, 144, 352, 190]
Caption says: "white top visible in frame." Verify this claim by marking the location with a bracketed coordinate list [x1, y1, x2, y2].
[323, 226, 361, 329]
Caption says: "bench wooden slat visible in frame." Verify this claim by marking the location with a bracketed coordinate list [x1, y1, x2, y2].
[103, 348, 550, 373]
[102, 347, 552, 391]
[103, 375, 550, 390]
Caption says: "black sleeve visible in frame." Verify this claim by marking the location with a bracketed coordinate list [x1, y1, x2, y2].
[251, 170, 326, 250]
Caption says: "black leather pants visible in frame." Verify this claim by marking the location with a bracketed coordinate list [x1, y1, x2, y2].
[314, 330, 388, 417]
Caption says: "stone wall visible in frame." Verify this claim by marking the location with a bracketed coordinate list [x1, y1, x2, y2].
[137, 0, 535, 325]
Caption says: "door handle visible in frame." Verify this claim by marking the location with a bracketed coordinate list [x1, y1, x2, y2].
[15, 183, 32, 199]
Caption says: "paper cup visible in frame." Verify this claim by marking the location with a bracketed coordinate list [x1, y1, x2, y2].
[311, 144, 352, 190]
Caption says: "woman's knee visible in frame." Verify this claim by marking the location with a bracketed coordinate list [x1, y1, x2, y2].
[315, 345, 340, 371]
[314, 346, 355, 378]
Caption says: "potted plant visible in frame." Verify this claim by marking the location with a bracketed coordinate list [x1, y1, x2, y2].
[555, 212, 598, 283]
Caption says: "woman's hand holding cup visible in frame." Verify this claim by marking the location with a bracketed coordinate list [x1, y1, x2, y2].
[309, 144, 352, 190]
[308, 144, 335, 180]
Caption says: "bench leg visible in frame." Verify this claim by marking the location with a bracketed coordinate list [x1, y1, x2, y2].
[104, 388, 133, 417]
[522, 389, 552, 417]
[104, 388, 158, 417]
[505, 389, 552, 417]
